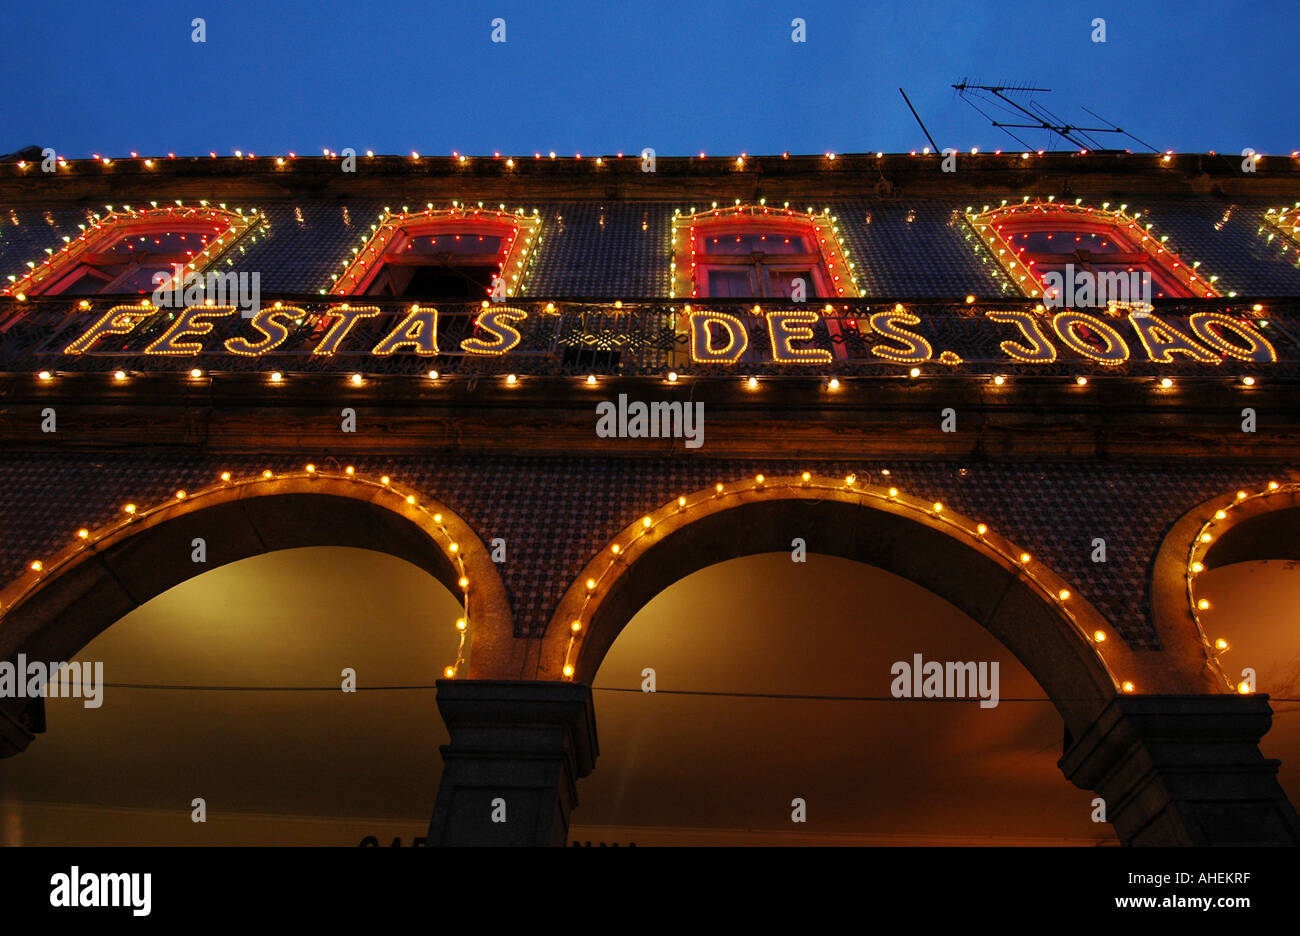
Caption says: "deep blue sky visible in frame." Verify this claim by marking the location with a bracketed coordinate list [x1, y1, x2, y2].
[3, 0, 1296, 158]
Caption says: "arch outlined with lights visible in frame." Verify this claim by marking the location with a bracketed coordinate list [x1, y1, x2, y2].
[537, 473, 1164, 736]
[2, 205, 262, 299]
[0, 469, 515, 755]
[327, 207, 542, 298]
[966, 201, 1223, 301]
[1149, 480, 1300, 696]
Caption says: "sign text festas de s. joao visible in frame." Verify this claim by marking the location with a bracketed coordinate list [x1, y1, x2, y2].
[49, 299, 1283, 369]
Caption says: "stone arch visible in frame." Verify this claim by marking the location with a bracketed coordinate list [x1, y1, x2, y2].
[0, 469, 513, 754]
[1150, 480, 1300, 694]
[541, 473, 1139, 736]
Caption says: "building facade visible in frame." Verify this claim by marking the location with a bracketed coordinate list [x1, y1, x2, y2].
[1, 151, 1299, 845]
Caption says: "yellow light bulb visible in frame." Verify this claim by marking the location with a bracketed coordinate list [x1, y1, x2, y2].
[444, 666, 456, 678]
[976, 523, 988, 535]
[29, 560, 42, 572]
[1093, 630, 1106, 643]
[642, 516, 651, 528]
[458, 576, 469, 589]
[563, 663, 575, 678]
[1197, 598, 1210, 610]
[1019, 552, 1031, 563]
[1058, 589, 1070, 600]
[1215, 638, 1228, 651]
[586, 578, 596, 590]
[76, 528, 89, 539]
[456, 618, 467, 631]
[1121, 681, 1135, 693]
[571, 620, 582, 632]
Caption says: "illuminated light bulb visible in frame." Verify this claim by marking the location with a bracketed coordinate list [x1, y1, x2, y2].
[563, 663, 575, 678]
[1237, 681, 1251, 694]
[1159, 377, 1173, 389]
[909, 367, 920, 378]
[405, 495, 415, 504]
[190, 368, 203, 378]
[678, 496, 686, 507]
[381, 477, 391, 486]
[1058, 589, 1070, 600]
[443, 666, 456, 678]
[747, 376, 759, 390]
[458, 576, 469, 589]
[586, 374, 597, 385]
[1201, 533, 1213, 543]
[113, 370, 127, 381]
[586, 578, 596, 590]
[1093, 630, 1106, 643]
[611, 544, 620, 554]
[29, 560, 43, 572]
[965, 295, 976, 304]
[802, 472, 812, 482]
[76, 528, 89, 539]
[345, 466, 355, 476]
[1191, 561, 1204, 573]
[1019, 552, 1031, 563]
[1252, 303, 1263, 312]
[123, 503, 136, 515]
[1242, 376, 1255, 387]
[506, 374, 517, 384]
[844, 474, 856, 485]
[1215, 510, 1226, 520]
[449, 543, 459, 552]
[1268, 481, 1280, 490]
[433, 514, 443, 522]
[270, 371, 283, 382]
[1215, 638, 1229, 651]
[306, 464, 316, 474]
[175, 490, 186, 499]
[427, 370, 439, 380]
[1075, 376, 1088, 386]
[667, 372, 678, 383]
[888, 487, 899, 497]
[1197, 598, 1210, 610]
[976, 523, 988, 535]
[262, 470, 273, 479]
[642, 516, 652, 528]
[1236, 491, 1248, 499]
[715, 483, 724, 494]
[456, 618, 467, 631]
[755, 474, 765, 485]
[220, 471, 231, 482]
[350, 373, 362, 385]
[571, 620, 582, 633]
[992, 375, 1005, 386]
[1121, 681, 1135, 693]
[37, 371, 52, 381]
[932, 502, 943, 513]
[828, 378, 840, 390]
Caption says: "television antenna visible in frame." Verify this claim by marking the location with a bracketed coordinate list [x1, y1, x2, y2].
[952, 80, 1158, 153]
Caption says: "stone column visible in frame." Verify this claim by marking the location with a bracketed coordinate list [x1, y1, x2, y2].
[1060, 694, 1300, 845]
[427, 680, 598, 847]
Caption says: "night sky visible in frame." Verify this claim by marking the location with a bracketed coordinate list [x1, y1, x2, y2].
[3, 0, 1296, 159]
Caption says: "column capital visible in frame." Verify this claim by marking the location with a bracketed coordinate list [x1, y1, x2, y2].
[1061, 694, 1300, 845]
[428, 679, 598, 846]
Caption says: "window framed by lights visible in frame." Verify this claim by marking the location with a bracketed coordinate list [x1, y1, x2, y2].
[329, 207, 541, 300]
[2, 206, 260, 298]
[671, 206, 861, 300]
[967, 202, 1220, 301]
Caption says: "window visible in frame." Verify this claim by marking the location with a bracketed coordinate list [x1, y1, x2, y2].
[330, 208, 541, 299]
[967, 202, 1219, 301]
[2, 206, 259, 299]
[671, 206, 861, 300]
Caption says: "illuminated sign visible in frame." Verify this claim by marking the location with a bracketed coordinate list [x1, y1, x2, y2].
[2, 297, 1289, 376]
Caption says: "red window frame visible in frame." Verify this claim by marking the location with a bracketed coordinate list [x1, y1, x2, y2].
[671, 206, 861, 300]
[330, 208, 540, 299]
[967, 203, 1220, 301]
[3, 206, 258, 299]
